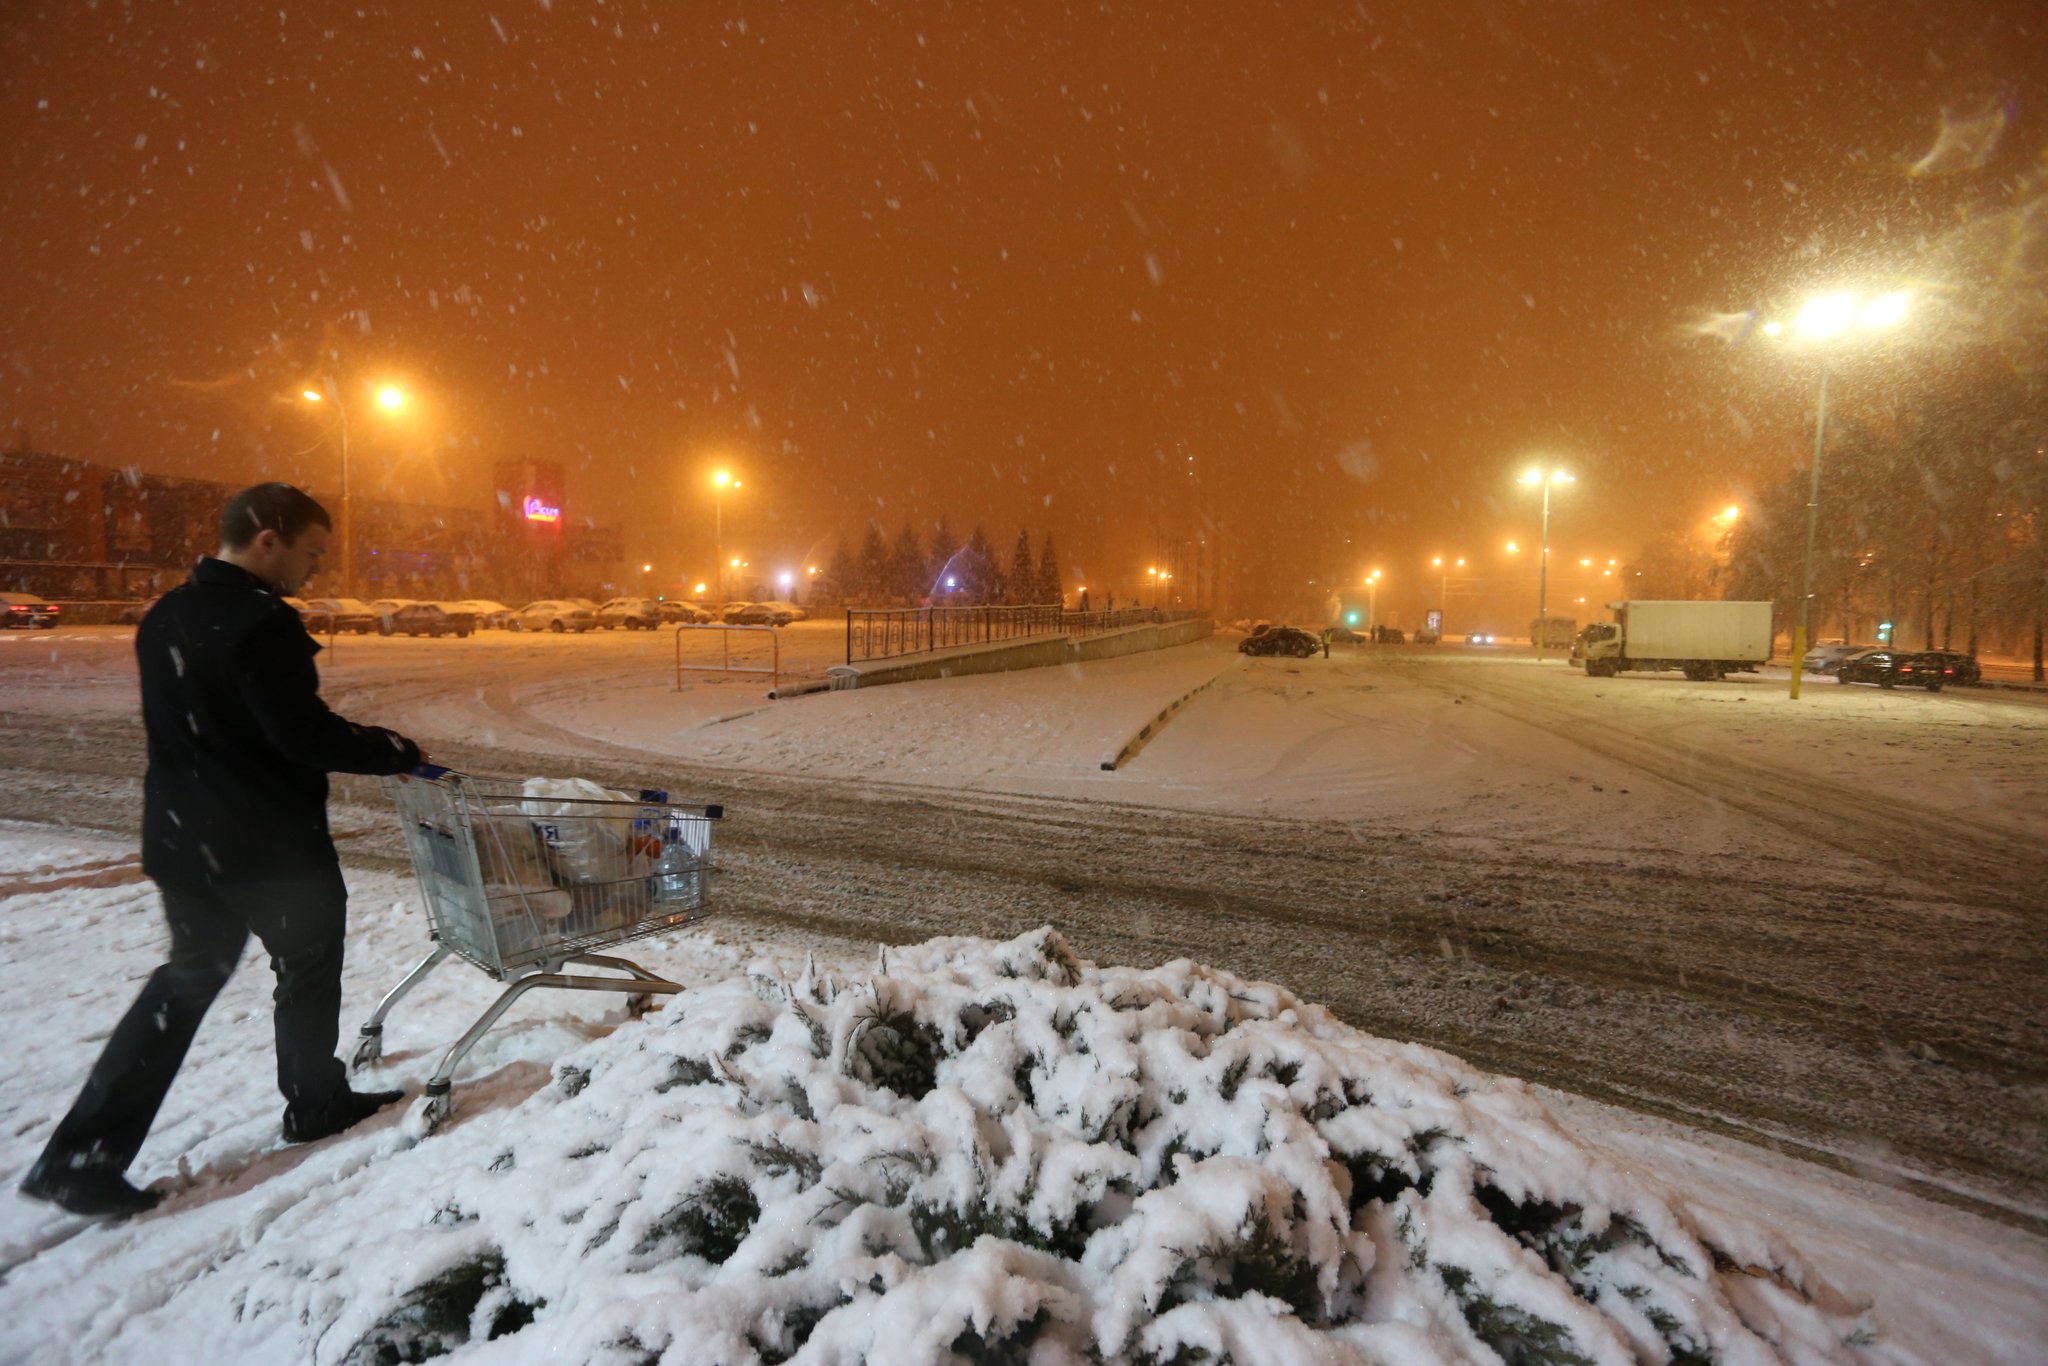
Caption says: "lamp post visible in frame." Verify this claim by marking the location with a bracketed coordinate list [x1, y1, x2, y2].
[1431, 556, 1465, 635]
[302, 381, 405, 599]
[1365, 568, 1382, 635]
[1518, 468, 1575, 658]
[1766, 289, 1910, 700]
[710, 469, 740, 611]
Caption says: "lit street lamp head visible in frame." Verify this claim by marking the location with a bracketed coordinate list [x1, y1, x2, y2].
[374, 385, 406, 411]
[1777, 289, 1912, 343]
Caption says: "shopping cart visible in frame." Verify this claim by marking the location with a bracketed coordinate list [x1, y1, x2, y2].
[355, 767, 723, 1132]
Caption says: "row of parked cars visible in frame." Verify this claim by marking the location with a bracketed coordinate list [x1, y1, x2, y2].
[284, 595, 811, 636]
[1802, 640, 1982, 691]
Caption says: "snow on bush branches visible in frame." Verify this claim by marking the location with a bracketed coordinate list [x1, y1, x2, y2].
[335, 928, 1877, 1364]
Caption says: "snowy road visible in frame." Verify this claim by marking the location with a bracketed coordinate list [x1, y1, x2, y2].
[2, 625, 2044, 1234]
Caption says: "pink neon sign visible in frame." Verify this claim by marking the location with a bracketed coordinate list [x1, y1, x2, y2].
[522, 495, 561, 523]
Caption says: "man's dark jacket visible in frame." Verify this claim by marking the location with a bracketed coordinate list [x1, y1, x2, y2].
[139, 558, 421, 886]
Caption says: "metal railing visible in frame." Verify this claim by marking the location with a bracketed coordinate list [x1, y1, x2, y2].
[845, 604, 1199, 664]
[675, 622, 779, 692]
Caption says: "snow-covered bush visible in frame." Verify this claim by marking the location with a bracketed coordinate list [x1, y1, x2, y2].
[333, 928, 1877, 1364]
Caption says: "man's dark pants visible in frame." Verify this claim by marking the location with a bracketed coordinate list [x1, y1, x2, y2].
[36, 869, 350, 1175]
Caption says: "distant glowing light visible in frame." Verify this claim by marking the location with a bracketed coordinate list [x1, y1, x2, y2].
[1861, 291, 1911, 329]
[642, 563, 653, 573]
[945, 576, 958, 589]
[374, 385, 405, 411]
[778, 572, 794, 589]
[301, 389, 324, 402]
[1787, 287, 1916, 344]
[521, 495, 561, 523]
[693, 582, 707, 594]
[1506, 541, 1520, 554]
[712, 469, 733, 488]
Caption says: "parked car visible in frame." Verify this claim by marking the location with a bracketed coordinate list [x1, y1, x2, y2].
[1325, 625, 1365, 645]
[515, 599, 596, 633]
[298, 597, 378, 634]
[1371, 625, 1405, 644]
[1911, 650, 1982, 687]
[1835, 648, 1952, 691]
[1239, 624, 1321, 658]
[596, 596, 664, 630]
[656, 600, 713, 624]
[723, 601, 799, 626]
[383, 603, 475, 638]
[1466, 631, 1497, 645]
[757, 599, 809, 623]
[367, 598, 418, 630]
[0, 592, 61, 629]
[1801, 640, 1874, 675]
[444, 599, 515, 630]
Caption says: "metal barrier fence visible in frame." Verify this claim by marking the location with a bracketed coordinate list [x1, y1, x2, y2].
[844, 604, 1197, 664]
[675, 622, 780, 691]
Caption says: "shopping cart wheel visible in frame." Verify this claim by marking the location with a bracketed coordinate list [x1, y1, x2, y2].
[409, 1087, 453, 1137]
[349, 1025, 383, 1072]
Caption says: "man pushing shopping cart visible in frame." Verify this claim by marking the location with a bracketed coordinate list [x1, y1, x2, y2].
[21, 484, 424, 1219]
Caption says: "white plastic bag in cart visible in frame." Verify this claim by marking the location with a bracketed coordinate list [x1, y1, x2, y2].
[519, 776, 638, 885]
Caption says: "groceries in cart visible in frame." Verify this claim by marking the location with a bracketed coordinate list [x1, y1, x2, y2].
[399, 770, 711, 963]
[370, 769, 721, 1133]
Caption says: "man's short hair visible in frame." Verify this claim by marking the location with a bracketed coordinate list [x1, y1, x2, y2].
[221, 483, 331, 550]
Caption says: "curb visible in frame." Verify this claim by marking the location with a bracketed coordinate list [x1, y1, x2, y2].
[1099, 661, 1239, 771]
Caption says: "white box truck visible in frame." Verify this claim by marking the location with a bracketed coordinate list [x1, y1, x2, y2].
[1573, 600, 1773, 681]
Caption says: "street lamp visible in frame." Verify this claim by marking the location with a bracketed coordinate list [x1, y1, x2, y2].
[1517, 467, 1576, 658]
[709, 469, 741, 611]
[301, 380, 406, 598]
[1365, 568, 1382, 634]
[1766, 288, 1911, 699]
[1431, 556, 1466, 634]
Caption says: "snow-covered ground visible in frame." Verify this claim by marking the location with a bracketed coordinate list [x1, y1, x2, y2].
[2, 826, 2043, 1363]
[2, 626, 2045, 1361]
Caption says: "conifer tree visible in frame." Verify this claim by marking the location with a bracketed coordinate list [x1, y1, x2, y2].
[927, 518, 958, 592]
[856, 524, 889, 602]
[1035, 535, 1063, 606]
[889, 525, 925, 602]
[1006, 530, 1036, 604]
[962, 526, 999, 604]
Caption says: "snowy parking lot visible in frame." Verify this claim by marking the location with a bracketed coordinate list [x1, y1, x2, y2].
[2, 626, 2045, 1358]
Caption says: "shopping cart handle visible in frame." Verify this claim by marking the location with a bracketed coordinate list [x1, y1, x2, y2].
[410, 763, 455, 781]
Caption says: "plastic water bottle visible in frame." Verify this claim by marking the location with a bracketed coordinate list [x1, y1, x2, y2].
[628, 789, 668, 871]
[651, 838, 700, 909]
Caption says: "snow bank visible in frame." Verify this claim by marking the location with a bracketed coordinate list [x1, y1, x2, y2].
[70, 928, 1872, 1364]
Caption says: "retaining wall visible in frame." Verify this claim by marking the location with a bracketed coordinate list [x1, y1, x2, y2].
[827, 618, 1214, 690]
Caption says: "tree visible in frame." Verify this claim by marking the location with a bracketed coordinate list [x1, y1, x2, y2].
[855, 524, 889, 603]
[821, 538, 854, 604]
[961, 526, 1000, 604]
[1006, 530, 1036, 604]
[927, 518, 958, 593]
[1035, 535, 1064, 606]
[889, 525, 925, 603]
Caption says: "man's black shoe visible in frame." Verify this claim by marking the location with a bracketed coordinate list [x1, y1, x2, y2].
[19, 1163, 162, 1219]
[282, 1087, 406, 1144]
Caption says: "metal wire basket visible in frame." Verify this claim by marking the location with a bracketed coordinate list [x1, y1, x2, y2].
[356, 768, 724, 1131]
